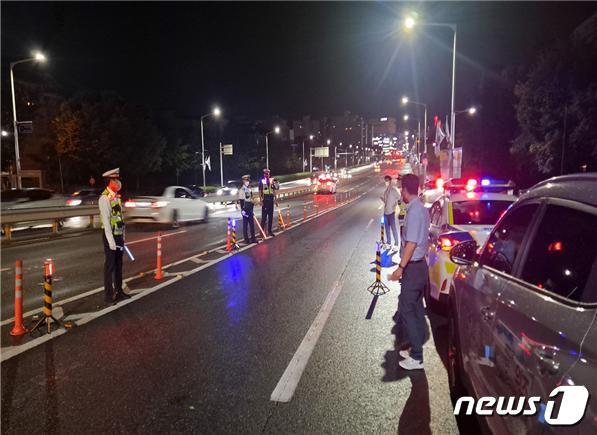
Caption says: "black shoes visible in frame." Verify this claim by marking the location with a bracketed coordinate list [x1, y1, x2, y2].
[115, 292, 131, 302]
[251, 239, 258, 244]
[269, 232, 276, 237]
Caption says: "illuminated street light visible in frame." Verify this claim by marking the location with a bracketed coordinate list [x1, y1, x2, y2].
[401, 96, 409, 105]
[468, 106, 477, 115]
[403, 16, 457, 177]
[200, 106, 222, 188]
[10, 51, 48, 189]
[1, 130, 8, 137]
[403, 114, 409, 122]
[265, 126, 280, 169]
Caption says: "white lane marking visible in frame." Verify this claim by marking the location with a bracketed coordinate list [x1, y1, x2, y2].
[270, 278, 344, 403]
[365, 218, 374, 230]
[0, 267, 11, 273]
[190, 257, 207, 264]
[127, 229, 187, 246]
[0, 329, 67, 362]
[0, 185, 370, 357]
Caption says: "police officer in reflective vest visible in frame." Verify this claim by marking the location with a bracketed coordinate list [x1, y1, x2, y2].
[99, 168, 130, 303]
[238, 174, 257, 244]
[259, 168, 278, 237]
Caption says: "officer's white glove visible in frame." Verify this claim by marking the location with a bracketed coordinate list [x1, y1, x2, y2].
[109, 241, 117, 251]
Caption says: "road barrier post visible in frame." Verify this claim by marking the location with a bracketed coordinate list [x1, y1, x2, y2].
[10, 260, 27, 336]
[366, 242, 390, 296]
[315, 203, 319, 216]
[155, 232, 164, 280]
[30, 259, 64, 334]
[380, 216, 385, 246]
[303, 204, 307, 221]
[231, 218, 239, 250]
[286, 205, 291, 227]
[226, 218, 232, 252]
[277, 208, 286, 230]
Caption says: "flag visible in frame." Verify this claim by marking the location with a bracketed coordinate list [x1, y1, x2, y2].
[434, 119, 446, 157]
[205, 155, 212, 171]
[445, 115, 451, 145]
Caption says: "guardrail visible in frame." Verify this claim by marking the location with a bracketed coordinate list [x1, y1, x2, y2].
[1, 205, 99, 240]
[1, 184, 316, 240]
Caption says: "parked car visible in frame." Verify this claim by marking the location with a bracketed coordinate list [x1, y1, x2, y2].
[124, 186, 209, 227]
[426, 188, 517, 310]
[447, 173, 597, 434]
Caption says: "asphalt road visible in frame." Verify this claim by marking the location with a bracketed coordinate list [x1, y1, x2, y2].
[1, 171, 470, 434]
[0, 173, 370, 321]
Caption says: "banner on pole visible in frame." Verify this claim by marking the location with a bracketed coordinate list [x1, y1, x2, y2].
[313, 147, 329, 157]
[222, 144, 233, 155]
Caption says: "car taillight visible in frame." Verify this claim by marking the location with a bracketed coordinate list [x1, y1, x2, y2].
[124, 200, 136, 208]
[66, 199, 81, 206]
[466, 179, 477, 191]
[152, 201, 169, 208]
[438, 235, 459, 252]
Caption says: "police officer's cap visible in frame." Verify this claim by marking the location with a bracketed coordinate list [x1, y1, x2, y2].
[242, 174, 251, 180]
[102, 168, 120, 178]
[263, 168, 270, 173]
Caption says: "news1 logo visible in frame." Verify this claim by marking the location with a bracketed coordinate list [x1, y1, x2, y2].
[454, 386, 590, 426]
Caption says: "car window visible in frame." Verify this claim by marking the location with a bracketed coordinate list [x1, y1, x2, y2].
[520, 205, 597, 304]
[430, 202, 442, 226]
[479, 204, 538, 274]
[451, 200, 513, 225]
[175, 188, 190, 198]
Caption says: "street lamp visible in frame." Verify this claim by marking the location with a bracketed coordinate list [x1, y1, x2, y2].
[403, 114, 409, 122]
[1, 130, 8, 137]
[10, 51, 47, 189]
[265, 126, 280, 170]
[302, 134, 314, 172]
[404, 15, 457, 177]
[455, 106, 477, 116]
[200, 106, 221, 189]
[401, 95, 429, 182]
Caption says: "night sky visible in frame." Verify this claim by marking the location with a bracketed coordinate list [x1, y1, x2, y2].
[2, 2, 596, 120]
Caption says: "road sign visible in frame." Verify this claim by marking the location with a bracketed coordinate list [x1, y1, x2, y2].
[313, 147, 329, 157]
[17, 121, 33, 134]
[222, 144, 233, 155]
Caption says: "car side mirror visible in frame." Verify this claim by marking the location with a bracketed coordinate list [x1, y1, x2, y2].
[450, 240, 478, 265]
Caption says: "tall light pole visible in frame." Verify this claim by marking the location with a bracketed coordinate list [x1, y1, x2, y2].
[325, 139, 331, 171]
[402, 96, 428, 180]
[404, 16, 457, 177]
[200, 106, 221, 189]
[265, 126, 280, 170]
[303, 134, 313, 172]
[10, 52, 46, 189]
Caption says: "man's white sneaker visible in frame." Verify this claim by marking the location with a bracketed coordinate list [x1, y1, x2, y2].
[399, 356, 424, 370]
[399, 349, 410, 359]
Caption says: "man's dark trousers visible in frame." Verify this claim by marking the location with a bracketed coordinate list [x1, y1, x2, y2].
[103, 233, 123, 300]
[243, 213, 255, 242]
[399, 261, 427, 362]
[261, 196, 274, 235]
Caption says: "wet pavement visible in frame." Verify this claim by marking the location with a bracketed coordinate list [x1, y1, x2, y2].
[1, 172, 466, 434]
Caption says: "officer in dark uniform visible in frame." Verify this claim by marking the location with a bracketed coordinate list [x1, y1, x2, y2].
[259, 168, 278, 237]
[98, 168, 130, 303]
[238, 174, 257, 244]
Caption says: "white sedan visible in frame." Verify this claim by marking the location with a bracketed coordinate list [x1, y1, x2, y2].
[124, 186, 209, 227]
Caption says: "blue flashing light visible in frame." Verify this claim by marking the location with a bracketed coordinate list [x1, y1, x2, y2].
[481, 178, 491, 186]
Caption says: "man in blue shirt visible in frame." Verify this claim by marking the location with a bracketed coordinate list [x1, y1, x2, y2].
[389, 173, 430, 370]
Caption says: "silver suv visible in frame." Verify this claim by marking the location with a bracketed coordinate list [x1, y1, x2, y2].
[448, 173, 597, 434]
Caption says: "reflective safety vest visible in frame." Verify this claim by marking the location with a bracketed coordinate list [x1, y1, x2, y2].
[260, 178, 274, 196]
[101, 188, 124, 236]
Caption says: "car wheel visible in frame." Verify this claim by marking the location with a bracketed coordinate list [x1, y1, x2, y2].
[447, 299, 467, 402]
[171, 210, 179, 228]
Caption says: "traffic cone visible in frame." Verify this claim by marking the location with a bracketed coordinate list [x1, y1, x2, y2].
[303, 204, 307, 221]
[226, 218, 232, 252]
[231, 218, 239, 250]
[10, 260, 27, 336]
[286, 206, 291, 227]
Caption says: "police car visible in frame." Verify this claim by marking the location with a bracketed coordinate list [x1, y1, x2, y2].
[426, 178, 517, 310]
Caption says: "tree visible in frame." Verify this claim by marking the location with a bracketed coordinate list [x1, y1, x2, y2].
[511, 13, 597, 181]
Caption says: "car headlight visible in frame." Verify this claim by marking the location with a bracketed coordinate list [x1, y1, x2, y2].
[231, 188, 238, 195]
[217, 189, 223, 195]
